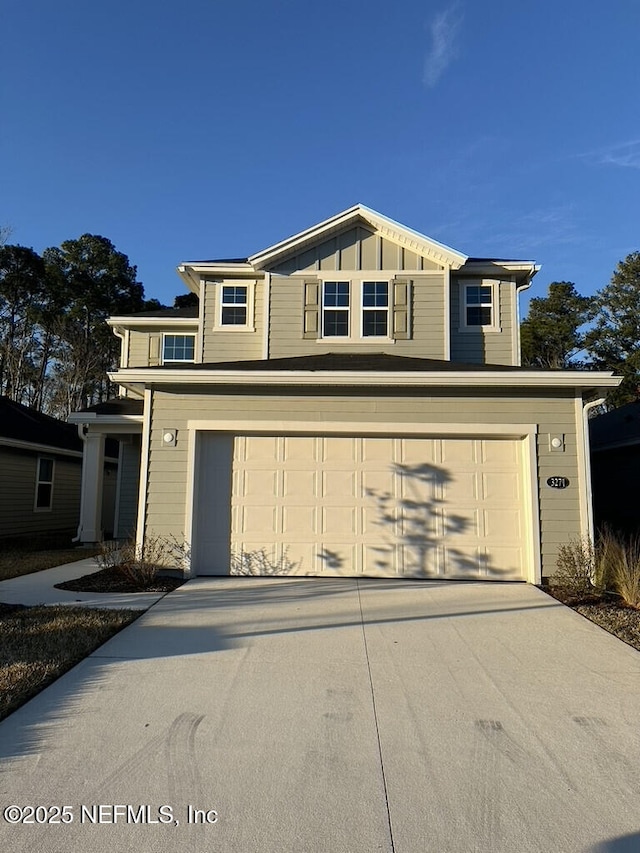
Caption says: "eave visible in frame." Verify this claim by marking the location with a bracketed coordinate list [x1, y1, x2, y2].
[177, 262, 256, 293]
[109, 366, 621, 396]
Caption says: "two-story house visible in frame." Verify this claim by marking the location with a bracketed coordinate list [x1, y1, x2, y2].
[69, 205, 620, 582]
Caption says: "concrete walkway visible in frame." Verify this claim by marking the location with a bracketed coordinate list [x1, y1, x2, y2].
[1, 578, 640, 852]
[0, 557, 167, 609]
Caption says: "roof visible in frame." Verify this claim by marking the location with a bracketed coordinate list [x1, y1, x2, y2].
[76, 398, 145, 416]
[143, 353, 529, 373]
[110, 306, 199, 320]
[590, 400, 640, 451]
[0, 397, 83, 453]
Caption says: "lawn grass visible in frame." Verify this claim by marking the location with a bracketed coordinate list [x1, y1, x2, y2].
[0, 546, 100, 582]
[0, 603, 142, 721]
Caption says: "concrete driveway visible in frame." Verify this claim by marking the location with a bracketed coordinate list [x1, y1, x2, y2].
[1, 579, 640, 853]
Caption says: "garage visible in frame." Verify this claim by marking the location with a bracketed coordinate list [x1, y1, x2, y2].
[191, 433, 529, 580]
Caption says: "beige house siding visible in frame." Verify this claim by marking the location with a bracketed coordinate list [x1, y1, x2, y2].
[143, 387, 582, 578]
[0, 447, 81, 538]
[201, 279, 264, 363]
[271, 227, 444, 275]
[450, 279, 516, 366]
[127, 327, 199, 368]
[268, 274, 446, 359]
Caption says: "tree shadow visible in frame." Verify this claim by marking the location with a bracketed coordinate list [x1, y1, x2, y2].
[352, 460, 517, 579]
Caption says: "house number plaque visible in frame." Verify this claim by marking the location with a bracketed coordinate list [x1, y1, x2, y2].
[547, 477, 570, 489]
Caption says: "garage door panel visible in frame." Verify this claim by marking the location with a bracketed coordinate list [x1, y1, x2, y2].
[283, 470, 317, 500]
[322, 506, 357, 536]
[282, 505, 317, 536]
[194, 433, 528, 580]
[323, 470, 357, 499]
[322, 437, 357, 465]
[481, 472, 520, 501]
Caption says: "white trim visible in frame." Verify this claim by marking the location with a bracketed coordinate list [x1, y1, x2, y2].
[459, 279, 501, 333]
[262, 272, 271, 359]
[34, 455, 55, 512]
[108, 316, 199, 328]
[187, 419, 537, 437]
[161, 332, 197, 364]
[197, 282, 206, 362]
[443, 267, 451, 359]
[184, 425, 198, 578]
[135, 389, 153, 552]
[111, 367, 620, 391]
[214, 280, 256, 331]
[0, 436, 83, 459]
[523, 432, 541, 583]
[580, 397, 605, 542]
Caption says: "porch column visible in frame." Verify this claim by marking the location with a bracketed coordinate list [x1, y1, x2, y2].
[78, 431, 105, 543]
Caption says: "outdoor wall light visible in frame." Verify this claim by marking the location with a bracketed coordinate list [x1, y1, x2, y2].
[162, 429, 177, 447]
[550, 435, 565, 452]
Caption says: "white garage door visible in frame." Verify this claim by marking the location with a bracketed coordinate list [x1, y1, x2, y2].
[193, 434, 528, 580]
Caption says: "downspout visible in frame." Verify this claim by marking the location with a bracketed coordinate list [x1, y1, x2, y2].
[515, 274, 535, 367]
[583, 397, 605, 542]
[72, 423, 88, 542]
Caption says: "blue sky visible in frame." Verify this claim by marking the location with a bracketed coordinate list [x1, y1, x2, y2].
[2, 0, 639, 312]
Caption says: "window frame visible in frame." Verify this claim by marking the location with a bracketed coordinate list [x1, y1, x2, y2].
[360, 280, 390, 339]
[161, 333, 196, 364]
[34, 456, 55, 512]
[321, 280, 351, 338]
[215, 281, 255, 331]
[459, 280, 501, 332]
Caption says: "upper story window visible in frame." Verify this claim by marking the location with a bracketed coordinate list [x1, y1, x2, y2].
[303, 276, 410, 342]
[221, 285, 248, 326]
[460, 280, 500, 331]
[322, 282, 350, 336]
[362, 281, 389, 337]
[162, 334, 195, 363]
[35, 457, 54, 511]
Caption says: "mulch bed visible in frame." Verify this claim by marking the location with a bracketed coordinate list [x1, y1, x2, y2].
[54, 567, 185, 594]
[543, 585, 640, 653]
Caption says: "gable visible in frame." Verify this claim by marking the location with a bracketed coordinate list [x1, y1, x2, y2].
[249, 204, 467, 273]
[270, 226, 445, 274]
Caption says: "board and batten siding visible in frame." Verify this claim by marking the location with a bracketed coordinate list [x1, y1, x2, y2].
[143, 387, 584, 579]
[450, 279, 516, 366]
[0, 447, 81, 537]
[269, 274, 446, 359]
[202, 279, 264, 363]
[270, 227, 443, 275]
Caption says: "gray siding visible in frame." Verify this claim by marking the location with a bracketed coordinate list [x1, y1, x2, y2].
[269, 274, 446, 359]
[115, 437, 141, 539]
[0, 447, 81, 538]
[144, 387, 583, 579]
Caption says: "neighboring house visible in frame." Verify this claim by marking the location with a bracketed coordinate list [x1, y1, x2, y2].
[68, 205, 620, 581]
[0, 397, 117, 540]
[590, 400, 640, 536]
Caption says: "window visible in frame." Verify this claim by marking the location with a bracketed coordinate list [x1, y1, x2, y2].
[362, 281, 389, 337]
[35, 457, 54, 511]
[162, 334, 195, 363]
[322, 282, 350, 337]
[221, 285, 248, 326]
[463, 283, 494, 327]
